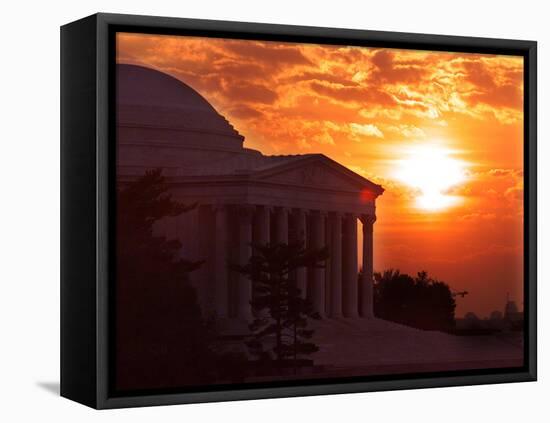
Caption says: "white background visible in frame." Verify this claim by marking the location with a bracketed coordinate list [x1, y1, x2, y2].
[1, 0, 547, 421]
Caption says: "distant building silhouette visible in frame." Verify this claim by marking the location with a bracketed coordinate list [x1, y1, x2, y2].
[456, 296, 523, 332]
[490, 310, 503, 321]
[504, 300, 522, 322]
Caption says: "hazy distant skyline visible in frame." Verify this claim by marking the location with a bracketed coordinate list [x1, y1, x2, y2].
[117, 33, 524, 317]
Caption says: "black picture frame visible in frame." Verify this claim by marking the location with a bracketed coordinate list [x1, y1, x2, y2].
[60, 12, 537, 409]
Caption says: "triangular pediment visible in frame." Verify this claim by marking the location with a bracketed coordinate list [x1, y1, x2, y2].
[252, 154, 383, 195]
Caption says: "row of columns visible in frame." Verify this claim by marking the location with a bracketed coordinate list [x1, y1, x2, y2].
[213, 205, 375, 321]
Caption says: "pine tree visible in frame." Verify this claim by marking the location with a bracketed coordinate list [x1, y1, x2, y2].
[116, 169, 212, 388]
[233, 241, 329, 374]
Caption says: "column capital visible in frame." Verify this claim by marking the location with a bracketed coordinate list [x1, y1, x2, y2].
[275, 206, 291, 214]
[292, 207, 307, 216]
[310, 209, 328, 217]
[359, 214, 377, 225]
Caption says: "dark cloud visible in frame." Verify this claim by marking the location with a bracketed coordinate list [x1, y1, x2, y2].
[468, 84, 523, 110]
[276, 95, 359, 123]
[372, 50, 393, 69]
[462, 61, 523, 110]
[223, 81, 278, 104]
[222, 40, 313, 68]
[282, 71, 359, 87]
[212, 61, 267, 81]
[369, 50, 427, 83]
[228, 105, 263, 119]
[310, 81, 395, 106]
[462, 61, 496, 88]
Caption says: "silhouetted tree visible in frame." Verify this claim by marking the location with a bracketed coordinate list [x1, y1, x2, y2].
[116, 169, 215, 389]
[232, 241, 329, 374]
[373, 269, 456, 331]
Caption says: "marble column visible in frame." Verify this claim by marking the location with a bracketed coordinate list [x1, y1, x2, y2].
[255, 205, 271, 245]
[253, 206, 271, 319]
[329, 212, 343, 318]
[275, 207, 289, 244]
[343, 214, 359, 318]
[309, 211, 326, 316]
[360, 214, 376, 318]
[237, 206, 254, 320]
[293, 208, 307, 298]
[214, 205, 229, 318]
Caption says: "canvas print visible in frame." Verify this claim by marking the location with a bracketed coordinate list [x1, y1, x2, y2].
[114, 32, 524, 392]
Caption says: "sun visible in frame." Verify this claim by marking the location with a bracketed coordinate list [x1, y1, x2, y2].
[394, 144, 468, 211]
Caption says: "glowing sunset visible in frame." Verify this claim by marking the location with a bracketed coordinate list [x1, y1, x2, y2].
[393, 143, 468, 211]
[116, 32, 524, 319]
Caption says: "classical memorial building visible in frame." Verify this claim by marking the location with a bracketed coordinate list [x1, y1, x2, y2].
[117, 64, 384, 328]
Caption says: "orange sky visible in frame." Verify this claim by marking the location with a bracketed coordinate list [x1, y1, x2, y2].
[117, 33, 524, 318]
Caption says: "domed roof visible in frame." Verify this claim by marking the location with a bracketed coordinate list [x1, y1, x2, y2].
[117, 64, 243, 142]
[118, 64, 217, 112]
